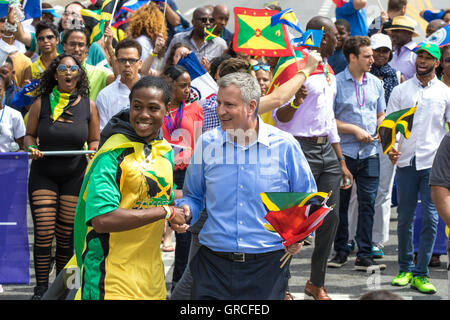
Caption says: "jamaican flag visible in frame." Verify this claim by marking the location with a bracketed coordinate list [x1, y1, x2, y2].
[204, 25, 218, 41]
[80, 0, 117, 43]
[232, 7, 292, 57]
[377, 107, 417, 154]
[261, 192, 333, 247]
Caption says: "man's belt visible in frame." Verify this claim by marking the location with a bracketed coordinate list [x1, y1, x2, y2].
[295, 136, 328, 144]
[203, 246, 283, 263]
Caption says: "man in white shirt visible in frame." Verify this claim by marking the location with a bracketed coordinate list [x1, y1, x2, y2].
[387, 43, 450, 294]
[96, 39, 142, 131]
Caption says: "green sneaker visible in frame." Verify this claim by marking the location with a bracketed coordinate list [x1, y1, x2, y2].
[411, 276, 437, 294]
[391, 272, 412, 286]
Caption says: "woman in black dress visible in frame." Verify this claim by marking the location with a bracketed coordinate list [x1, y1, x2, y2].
[24, 53, 100, 299]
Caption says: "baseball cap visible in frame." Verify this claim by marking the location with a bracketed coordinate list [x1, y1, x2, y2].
[370, 33, 392, 51]
[414, 42, 441, 60]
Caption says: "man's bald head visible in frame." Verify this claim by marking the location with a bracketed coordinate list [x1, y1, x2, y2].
[306, 16, 338, 57]
[213, 4, 230, 33]
[193, 6, 213, 19]
[426, 19, 447, 37]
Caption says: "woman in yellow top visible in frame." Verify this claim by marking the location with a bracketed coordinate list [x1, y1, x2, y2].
[23, 21, 58, 84]
[74, 76, 188, 300]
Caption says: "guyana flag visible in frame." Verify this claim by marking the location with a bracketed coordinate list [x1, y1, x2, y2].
[232, 7, 292, 57]
[261, 192, 333, 247]
[80, 0, 117, 43]
[377, 107, 417, 154]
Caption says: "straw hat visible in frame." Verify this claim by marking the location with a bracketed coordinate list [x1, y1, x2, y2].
[385, 16, 420, 37]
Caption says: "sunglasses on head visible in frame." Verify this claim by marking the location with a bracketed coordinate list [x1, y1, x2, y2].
[252, 63, 270, 72]
[444, 57, 450, 63]
[56, 64, 80, 75]
[37, 34, 56, 42]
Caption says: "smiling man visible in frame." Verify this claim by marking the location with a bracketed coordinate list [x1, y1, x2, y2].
[387, 43, 450, 294]
[176, 72, 317, 300]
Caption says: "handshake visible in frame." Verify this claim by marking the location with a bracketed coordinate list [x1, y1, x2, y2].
[168, 204, 191, 233]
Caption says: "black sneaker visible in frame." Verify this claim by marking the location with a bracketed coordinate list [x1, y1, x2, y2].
[354, 256, 386, 272]
[30, 285, 48, 300]
[328, 251, 348, 268]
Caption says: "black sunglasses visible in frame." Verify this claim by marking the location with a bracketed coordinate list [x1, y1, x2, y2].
[117, 58, 140, 65]
[198, 17, 214, 23]
[37, 34, 56, 42]
[444, 57, 450, 63]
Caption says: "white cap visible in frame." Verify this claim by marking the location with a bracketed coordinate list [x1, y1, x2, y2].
[370, 33, 392, 51]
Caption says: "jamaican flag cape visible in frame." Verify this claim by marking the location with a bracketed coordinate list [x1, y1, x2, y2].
[232, 7, 292, 57]
[73, 110, 174, 300]
[261, 192, 333, 247]
[377, 107, 417, 154]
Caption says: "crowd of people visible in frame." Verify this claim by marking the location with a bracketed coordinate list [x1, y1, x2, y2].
[0, 0, 449, 301]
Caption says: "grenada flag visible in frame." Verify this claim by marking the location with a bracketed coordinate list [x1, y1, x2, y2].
[261, 191, 333, 247]
[233, 7, 292, 57]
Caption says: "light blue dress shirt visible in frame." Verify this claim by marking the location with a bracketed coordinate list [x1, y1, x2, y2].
[176, 118, 317, 253]
[334, 67, 385, 159]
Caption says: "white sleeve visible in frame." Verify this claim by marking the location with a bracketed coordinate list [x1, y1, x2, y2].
[12, 109, 26, 139]
[96, 91, 109, 132]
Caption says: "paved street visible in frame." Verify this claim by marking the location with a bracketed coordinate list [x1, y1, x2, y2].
[1, 205, 448, 300]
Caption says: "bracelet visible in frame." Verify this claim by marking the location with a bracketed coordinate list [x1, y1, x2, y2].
[5, 21, 17, 33]
[167, 206, 177, 222]
[337, 156, 345, 162]
[150, 51, 158, 57]
[27, 145, 38, 152]
[290, 100, 300, 109]
[163, 205, 172, 220]
[298, 69, 309, 80]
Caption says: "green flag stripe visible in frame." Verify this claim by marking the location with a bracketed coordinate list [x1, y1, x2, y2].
[236, 15, 257, 47]
[260, 24, 286, 48]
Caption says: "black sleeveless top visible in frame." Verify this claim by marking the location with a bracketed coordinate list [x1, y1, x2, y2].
[37, 95, 90, 152]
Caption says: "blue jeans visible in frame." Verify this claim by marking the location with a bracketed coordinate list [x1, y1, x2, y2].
[334, 154, 380, 258]
[396, 158, 438, 277]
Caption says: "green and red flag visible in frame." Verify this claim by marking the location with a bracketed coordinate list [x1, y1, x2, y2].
[232, 7, 292, 57]
[261, 191, 333, 247]
[377, 106, 417, 154]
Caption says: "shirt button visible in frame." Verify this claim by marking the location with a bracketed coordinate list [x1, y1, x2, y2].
[240, 166, 244, 171]
[239, 185, 243, 189]
[239, 238, 243, 241]
[239, 202, 243, 207]
[239, 221, 243, 225]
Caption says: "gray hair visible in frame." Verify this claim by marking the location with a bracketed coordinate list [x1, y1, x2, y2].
[217, 72, 261, 116]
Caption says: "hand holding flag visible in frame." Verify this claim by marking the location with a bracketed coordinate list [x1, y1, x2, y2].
[261, 191, 334, 267]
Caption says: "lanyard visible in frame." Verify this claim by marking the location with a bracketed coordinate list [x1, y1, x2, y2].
[165, 102, 185, 136]
[354, 73, 366, 107]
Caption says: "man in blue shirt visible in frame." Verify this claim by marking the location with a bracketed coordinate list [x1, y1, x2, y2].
[176, 72, 317, 300]
[329, 36, 386, 271]
[335, 0, 368, 36]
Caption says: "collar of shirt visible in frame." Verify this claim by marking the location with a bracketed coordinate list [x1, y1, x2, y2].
[413, 74, 439, 88]
[343, 67, 368, 84]
[221, 117, 270, 148]
[394, 40, 417, 52]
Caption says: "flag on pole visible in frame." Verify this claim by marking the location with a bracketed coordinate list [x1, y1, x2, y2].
[261, 191, 333, 247]
[0, 152, 30, 284]
[291, 29, 324, 48]
[414, 24, 450, 49]
[377, 107, 417, 154]
[204, 25, 218, 41]
[270, 8, 304, 34]
[81, 0, 117, 43]
[177, 52, 218, 102]
[232, 7, 292, 57]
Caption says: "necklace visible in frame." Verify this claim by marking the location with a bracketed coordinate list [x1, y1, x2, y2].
[322, 59, 332, 86]
[354, 73, 366, 107]
[165, 102, 185, 136]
